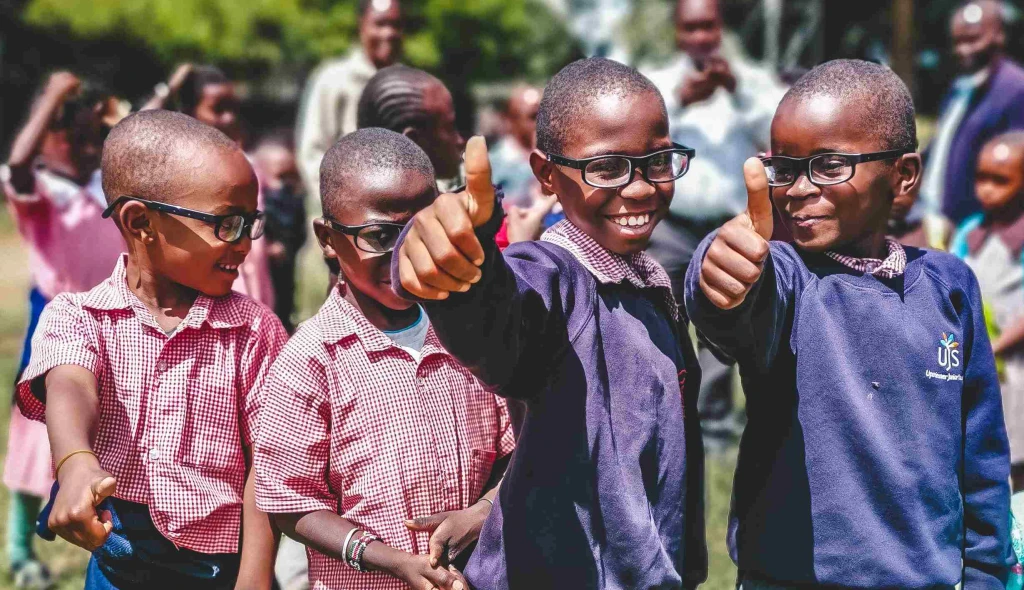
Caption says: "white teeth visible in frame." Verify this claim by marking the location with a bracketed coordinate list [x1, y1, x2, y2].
[628, 216, 638, 227]
[617, 217, 628, 226]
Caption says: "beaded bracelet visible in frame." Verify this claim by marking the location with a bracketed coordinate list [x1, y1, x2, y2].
[342, 528, 359, 565]
[348, 530, 379, 572]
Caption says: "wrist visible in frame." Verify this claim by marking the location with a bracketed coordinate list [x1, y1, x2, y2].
[55, 450, 99, 483]
[362, 542, 405, 576]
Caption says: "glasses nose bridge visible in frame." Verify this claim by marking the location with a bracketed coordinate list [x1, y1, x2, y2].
[787, 169, 820, 199]
[620, 157, 657, 198]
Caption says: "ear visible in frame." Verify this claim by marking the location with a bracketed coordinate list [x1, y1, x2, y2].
[893, 153, 923, 202]
[118, 201, 157, 244]
[403, 126, 422, 146]
[312, 218, 339, 260]
[530, 149, 559, 196]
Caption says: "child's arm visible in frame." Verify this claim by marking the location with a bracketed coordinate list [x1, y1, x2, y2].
[961, 275, 1016, 588]
[235, 309, 289, 590]
[272, 512, 468, 590]
[993, 316, 1024, 356]
[139, 64, 192, 112]
[684, 159, 790, 369]
[234, 448, 277, 590]
[392, 137, 586, 397]
[43, 364, 117, 552]
[7, 72, 81, 195]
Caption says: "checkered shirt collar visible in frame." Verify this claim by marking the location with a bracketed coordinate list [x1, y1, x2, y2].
[824, 237, 907, 279]
[80, 254, 247, 330]
[541, 219, 679, 320]
[319, 281, 449, 356]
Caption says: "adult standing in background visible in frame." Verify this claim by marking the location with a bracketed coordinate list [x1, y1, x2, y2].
[645, 0, 786, 449]
[921, 0, 1024, 225]
[296, 0, 403, 199]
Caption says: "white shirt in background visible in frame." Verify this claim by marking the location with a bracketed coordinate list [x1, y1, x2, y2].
[645, 45, 786, 221]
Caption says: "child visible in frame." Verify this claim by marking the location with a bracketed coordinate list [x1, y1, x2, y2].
[16, 110, 287, 589]
[685, 59, 1013, 588]
[356, 64, 465, 191]
[254, 128, 515, 590]
[392, 58, 707, 589]
[952, 131, 1024, 492]
[251, 132, 307, 332]
[144, 64, 275, 309]
[2, 71, 126, 589]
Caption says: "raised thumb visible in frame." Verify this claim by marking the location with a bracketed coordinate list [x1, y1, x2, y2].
[464, 136, 496, 227]
[404, 513, 445, 532]
[743, 157, 773, 240]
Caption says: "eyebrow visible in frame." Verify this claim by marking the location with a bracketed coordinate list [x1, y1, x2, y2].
[576, 143, 675, 159]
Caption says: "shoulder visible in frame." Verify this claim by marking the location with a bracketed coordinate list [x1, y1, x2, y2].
[951, 213, 986, 257]
[997, 58, 1024, 88]
[502, 240, 598, 329]
[915, 247, 980, 294]
[220, 292, 287, 341]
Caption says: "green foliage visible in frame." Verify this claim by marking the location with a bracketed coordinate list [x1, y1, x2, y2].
[20, 0, 579, 85]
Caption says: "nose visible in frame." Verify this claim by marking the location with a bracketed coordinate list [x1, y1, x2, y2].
[619, 169, 656, 200]
[785, 173, 820, 201]
[231, 234, 253, 257]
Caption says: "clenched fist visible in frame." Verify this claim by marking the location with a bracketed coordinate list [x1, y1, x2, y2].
[698, 157, 774, 310]
[397, 136, 495, 300]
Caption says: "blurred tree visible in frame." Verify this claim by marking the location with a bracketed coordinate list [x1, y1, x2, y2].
[20, 0, 579, 88]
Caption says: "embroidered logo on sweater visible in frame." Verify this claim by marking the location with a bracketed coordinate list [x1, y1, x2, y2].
[926, 332, 963, 381]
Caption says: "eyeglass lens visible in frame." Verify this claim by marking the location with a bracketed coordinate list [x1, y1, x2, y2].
[583, 151, 689, 188]
[764, 155, 854, 186]
[354, 224, 403, 253]
[216, 215, 265, 242]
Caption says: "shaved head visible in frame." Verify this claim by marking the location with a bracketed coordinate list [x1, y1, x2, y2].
[101, 109, 243, 207]
[319, 127, 435, 217]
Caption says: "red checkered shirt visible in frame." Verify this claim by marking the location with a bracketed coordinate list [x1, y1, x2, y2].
[541, 219, 680, 320]
[16, 255, 288, 553]
[824, 237, 907, 278]
[254, 284, 516, 590]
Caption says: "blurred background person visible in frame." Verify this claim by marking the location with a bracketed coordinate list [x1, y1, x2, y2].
[252, 132, 306, 333]
[920, 0, 1024, 225]
[490, 85, 543, 210]
[889, 182, 954, 250]
[645, 0, 786, 450]
[1, 71, 126, 590]
[144, 64, 276, 310]
[296, 0, 404, 200]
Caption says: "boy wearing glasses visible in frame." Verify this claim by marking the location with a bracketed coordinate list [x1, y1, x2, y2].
[686, 59, 1014, 588]
[16, 110, 287, 590]
[253, 128, 514, 590]
[393, 58, 707, 589]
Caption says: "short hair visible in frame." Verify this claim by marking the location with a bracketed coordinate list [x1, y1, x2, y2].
[357, 65, 441, 132]
[781, 59, 918, 152]
[535, 58, 666, 154]
[101, 109, 240, 206]
[985, 130, 1024, 151]
[179, 65, 229, 116]
[319, 127, 435, 215]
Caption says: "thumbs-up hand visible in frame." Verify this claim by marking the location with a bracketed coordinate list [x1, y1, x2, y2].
[698, 157, 773, 310]
[49, 454, 117, 551]
[397, 136, 495, 300]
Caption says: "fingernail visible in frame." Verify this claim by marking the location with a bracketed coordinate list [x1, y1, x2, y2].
[470, 274, 481, 284]
[429, 557, 438, 567]
[473, 257, 484, 266]
[438, 292, 449, 300]
[458, 283, 471, 292]
[455, 582, 465, 590]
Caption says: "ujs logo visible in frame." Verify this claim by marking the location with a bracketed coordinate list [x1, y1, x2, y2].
[938, 332, 961, 372]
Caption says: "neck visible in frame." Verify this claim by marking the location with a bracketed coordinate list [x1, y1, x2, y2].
[124, 253, 198, 329]
[342, 284, 421, 332]
[831, 231, 888, 260]
[987, 199, 1024, 228]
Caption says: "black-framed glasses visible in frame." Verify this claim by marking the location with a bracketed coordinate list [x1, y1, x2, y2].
[102, 196, 265, 243]
[546, 142, 696, 188]
[321, 217, 406, 254]
[760, 150, 911, 188]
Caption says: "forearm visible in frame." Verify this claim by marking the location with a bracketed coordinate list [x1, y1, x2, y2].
[43, 367, 100, 470]
[8, 92, 65, 193]
[236, 461, 278, 590]
[272, 511, 407, 575]
[993, 317, 1024, 355]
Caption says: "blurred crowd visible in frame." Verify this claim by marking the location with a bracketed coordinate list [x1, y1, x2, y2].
[3, 0, 1024, 588]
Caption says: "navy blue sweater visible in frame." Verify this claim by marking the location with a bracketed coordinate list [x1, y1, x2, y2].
[685, 237, 1013, 589]
[393, 208, 707, 589]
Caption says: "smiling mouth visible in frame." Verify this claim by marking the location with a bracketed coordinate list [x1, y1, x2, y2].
[790, 215, 828, 228]
[216, 263, 240, 274]
[606, 212, 654, 231]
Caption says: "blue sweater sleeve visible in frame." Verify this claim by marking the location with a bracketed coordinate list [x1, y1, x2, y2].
[683, 231, 793, 374]
[391, 206, 593, 400]
[959, 269, 1015, 588]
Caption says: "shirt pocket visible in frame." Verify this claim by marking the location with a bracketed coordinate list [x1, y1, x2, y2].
[176, 360, 246, 476]
[468, 448, 497, 504]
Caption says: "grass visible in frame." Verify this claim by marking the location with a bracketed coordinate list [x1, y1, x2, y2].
[0, 206, 739, 589]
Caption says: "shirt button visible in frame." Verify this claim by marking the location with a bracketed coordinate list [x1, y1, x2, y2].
[149, 448, 161, 461]
[155, 360, 167, 372]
